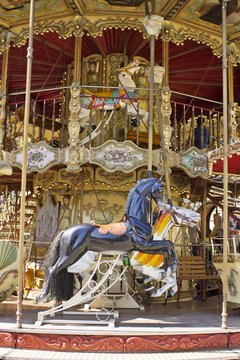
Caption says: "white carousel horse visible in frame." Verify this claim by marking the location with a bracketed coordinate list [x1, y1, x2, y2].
[79, 59, 148, 128]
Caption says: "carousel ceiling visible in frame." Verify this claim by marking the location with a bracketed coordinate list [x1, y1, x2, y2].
[5, 27, 239, 109]
[1, 0, 240, 108]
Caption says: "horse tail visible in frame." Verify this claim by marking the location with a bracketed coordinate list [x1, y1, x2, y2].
[42, 230, 64, 271]
[51, 268, 74, 303]
[42, 230, 75, 302]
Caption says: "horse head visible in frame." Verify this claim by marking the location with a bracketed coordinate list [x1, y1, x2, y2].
[150, 178, 164, 204]
[125, 178, 163, 222]
[118, 60, 140, 89]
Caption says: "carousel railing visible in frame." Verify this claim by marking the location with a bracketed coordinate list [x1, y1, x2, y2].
[210, 235, 240, 255]
[6, 86, 225, 152]
[171, 100, 223, 152]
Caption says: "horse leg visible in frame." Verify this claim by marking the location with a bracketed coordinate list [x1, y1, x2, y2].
[136, 239, 178, 271]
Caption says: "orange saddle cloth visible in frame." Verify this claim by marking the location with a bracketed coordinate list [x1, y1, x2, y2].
[92, 221, 127, 236]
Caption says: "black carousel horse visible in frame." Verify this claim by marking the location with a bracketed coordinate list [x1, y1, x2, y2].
[37, 178, 178, 303]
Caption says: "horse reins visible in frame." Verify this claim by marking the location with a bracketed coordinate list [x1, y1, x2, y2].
[123, 213, 152, 241]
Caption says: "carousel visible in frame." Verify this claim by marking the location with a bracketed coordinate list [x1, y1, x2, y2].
[0, 0, 239, 355]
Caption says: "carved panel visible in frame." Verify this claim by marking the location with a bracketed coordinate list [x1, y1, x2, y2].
[125, 334, 228, 352]
[17, 334, 124, 352]
[178, 147, 209, 178]
[11, 141, 60, 173]
[0, 332, 15, 347]
[8, 332, 234, 353]
[229, 333, 240, 348]
[90, 140, 147, 172]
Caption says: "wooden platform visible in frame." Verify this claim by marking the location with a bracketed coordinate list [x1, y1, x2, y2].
[0, 296, 240, 353]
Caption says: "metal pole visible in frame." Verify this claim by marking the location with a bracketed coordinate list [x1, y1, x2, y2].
[221, 0, 228, 329]
[17, 0, 35, 329]
[202, 180, 207, 262]
[147, 35, 155, 178]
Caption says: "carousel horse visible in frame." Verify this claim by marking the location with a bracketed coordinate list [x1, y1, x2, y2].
[79, 59, 148, 128]
[68, 202, 200, 298]
[37, 178, 200, 303]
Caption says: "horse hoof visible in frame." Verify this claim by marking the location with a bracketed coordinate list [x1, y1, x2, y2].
[146, 285, 155, 292]
[35, 295, 43, 304]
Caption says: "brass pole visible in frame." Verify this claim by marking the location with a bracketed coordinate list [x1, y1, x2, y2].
[228, 59, 234, 141]
[228, 60, 234, 103]
[1, 47, 9, 92]
[17, 0, 35, 328]
[73, 34, 82, 83]
[202, 180, 207, 261]
[221, 0, 228, 329]
[162, 39, 169, 87]
[147, 34, 155, 178]
[80, 168, 84, 223]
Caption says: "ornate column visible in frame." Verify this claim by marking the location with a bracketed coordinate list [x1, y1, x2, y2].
[161, 21, 172, 151]
[227, 44, 239, 142]
[67, 16, 84, 172]
[142, 15, 164, 178]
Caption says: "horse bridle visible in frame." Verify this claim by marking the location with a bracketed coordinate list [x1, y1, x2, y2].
[122, 213, 152, 242]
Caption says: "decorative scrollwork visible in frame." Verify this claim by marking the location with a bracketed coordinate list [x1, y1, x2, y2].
[170, 25, 222, 58]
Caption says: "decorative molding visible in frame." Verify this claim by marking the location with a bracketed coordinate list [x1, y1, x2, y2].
[17, 334, 124, 352]
[165, 0, 190, 20]
[11, 141, 60, 173]
[125, 334, 228, 352]
[64, 146, 89, 172]
[0, 332, 15, 347]
[10, 16, 147, 47]
[0, 29, 13, 53]
[229, 333, 240, 348]
[178, 147, 209, 178]
[208, 141, 240, 175]
[15, 333, 229, 352]
[89, 140, 147, 172]
[185, 0, 205, 21]
[9, 13, 240, 62]
[169, 24, 222, 58]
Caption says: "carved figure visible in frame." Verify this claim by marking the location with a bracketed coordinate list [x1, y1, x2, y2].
[79, 60, 148, 128]
[86, 59, 99, 91]
[59, 195, 71, 231]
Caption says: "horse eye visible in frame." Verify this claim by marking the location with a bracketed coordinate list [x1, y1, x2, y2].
[123, 73, 125, 77]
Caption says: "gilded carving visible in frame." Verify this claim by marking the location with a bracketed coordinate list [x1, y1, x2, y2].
[169, 24, 222, 58]
[0, 29, 13, 52]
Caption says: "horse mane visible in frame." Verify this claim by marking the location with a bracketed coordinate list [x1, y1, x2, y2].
[125, 178, 157, 215]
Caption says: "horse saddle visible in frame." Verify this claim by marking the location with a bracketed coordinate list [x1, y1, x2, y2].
[92, 221, 127, 236]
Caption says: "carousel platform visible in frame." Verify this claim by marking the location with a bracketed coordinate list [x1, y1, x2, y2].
[0, 295, 240, 354]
